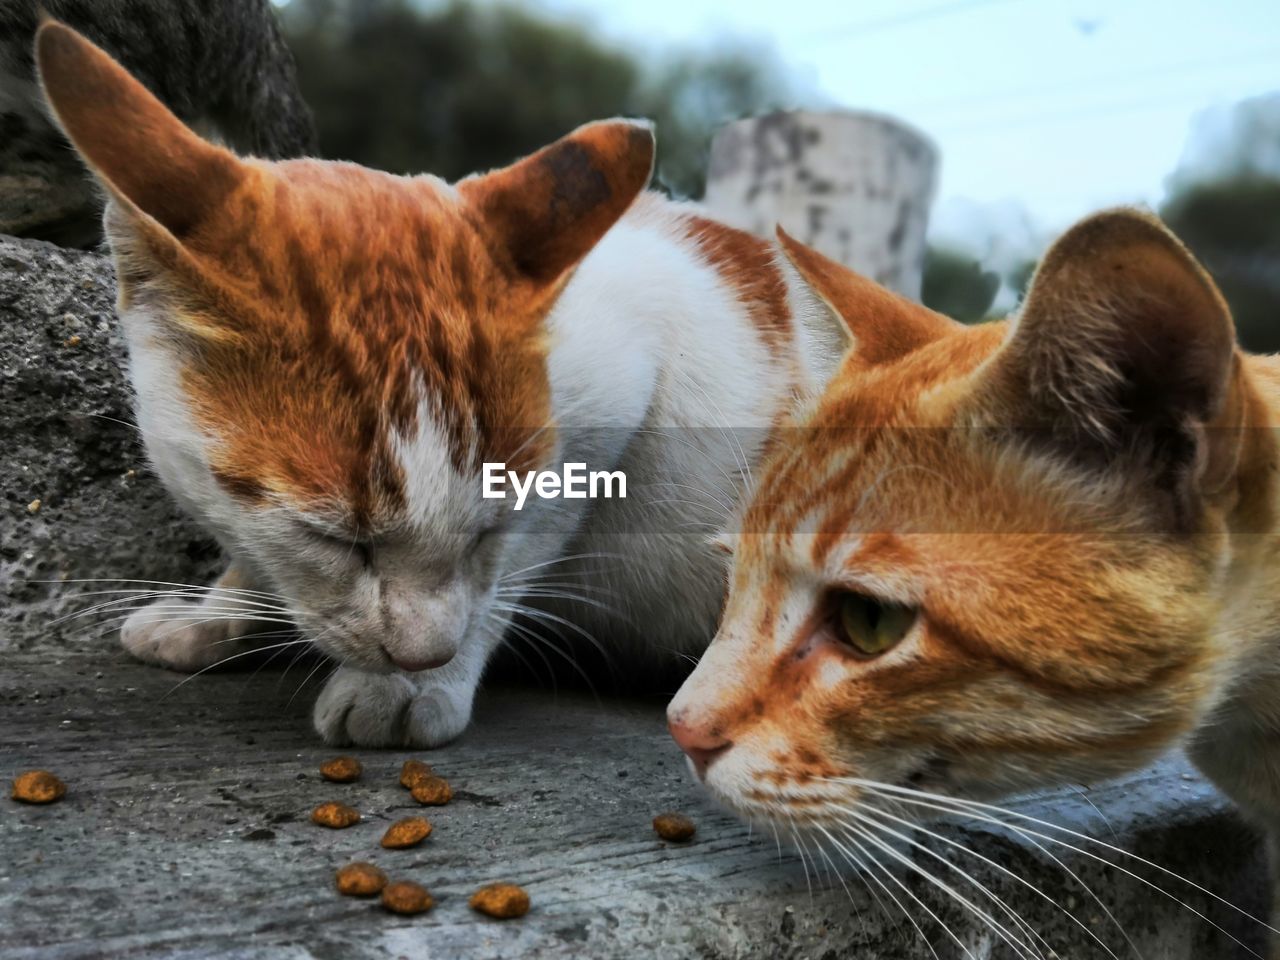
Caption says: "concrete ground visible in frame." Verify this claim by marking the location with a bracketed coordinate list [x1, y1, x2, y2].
[0, 234, 1273, 958]
[0, 645, 1271, 960]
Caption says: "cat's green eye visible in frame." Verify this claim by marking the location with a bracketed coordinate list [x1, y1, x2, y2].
[834, 593, 917, 658]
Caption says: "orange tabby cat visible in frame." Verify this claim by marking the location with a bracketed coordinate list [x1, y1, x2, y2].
[668, 209, 1280, 953]
[35, 21, 840, 748]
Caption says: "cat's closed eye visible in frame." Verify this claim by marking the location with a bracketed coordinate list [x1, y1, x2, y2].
[302, 526, 373, 570]
[831, 591, 917, 659]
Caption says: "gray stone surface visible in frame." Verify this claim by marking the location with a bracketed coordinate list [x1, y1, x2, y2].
[0, 234, 1270, 959]
[0, 235, 221, 648]
[0, 649, 1271, 960]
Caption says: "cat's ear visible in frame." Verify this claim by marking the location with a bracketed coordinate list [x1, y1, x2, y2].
[979, 208, 1241, 517]
[459, 119, 655, 287]
[35, 19, 247, 243]
[776, 227, 957, 365]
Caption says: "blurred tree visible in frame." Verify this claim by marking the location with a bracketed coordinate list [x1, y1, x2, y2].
[278, 0, 799, 197]
[1162, 179, 1280, 353]
[1162, 94, 1280, 353]
[921, 246, 1000, 322]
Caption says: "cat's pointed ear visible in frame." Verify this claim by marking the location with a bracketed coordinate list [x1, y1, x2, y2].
[35, 19, 247, 242]
[979, 208, 1241, 515]
[776, 226, 957, 364]
[459, 119, 655, 287]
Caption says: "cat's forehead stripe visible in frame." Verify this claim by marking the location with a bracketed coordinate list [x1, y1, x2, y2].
[174, 162, 552, 511]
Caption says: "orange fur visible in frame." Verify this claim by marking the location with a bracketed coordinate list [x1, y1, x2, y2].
[669, 211, 1280, 950]
[34, 20, 668, 531]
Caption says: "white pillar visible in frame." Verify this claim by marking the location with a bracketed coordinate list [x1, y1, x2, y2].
[704, 110, 939, 300]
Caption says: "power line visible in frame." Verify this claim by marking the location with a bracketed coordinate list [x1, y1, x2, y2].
[807, 0, 1023, 43]
[898, 47, 1280, 116]
[930, 87, 1247, 137]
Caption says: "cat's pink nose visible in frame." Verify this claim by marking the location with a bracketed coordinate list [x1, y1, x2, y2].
[668, 716, 732, 779]
[386, 649, 454, 672]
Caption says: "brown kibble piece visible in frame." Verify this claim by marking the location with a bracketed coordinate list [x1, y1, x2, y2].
[335, 862, 387, 897]
[12, 771, 66, 804]
[381, 880, 434, 915]
[409, 776, 452, 806]
[399, 759, 433, 789]
[652, 812, 696, 842]
[469, 883, 531, 919]
[381, 816, 432, 849]
[311, 802, 360, 828]
[319, 756, 362, 783]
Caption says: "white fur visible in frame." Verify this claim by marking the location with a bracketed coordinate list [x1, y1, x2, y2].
[117, 192, 844, 747]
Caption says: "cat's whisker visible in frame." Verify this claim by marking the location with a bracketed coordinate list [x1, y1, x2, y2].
[839, 818, 1042, 960]
[631, 427, 742, 499]
[52, 592, 293, 626]
[667, 366, 754, 490]
[287, 647, 335, 708]
[810, 831, 870, 936]
[848, 784, 1157, 960]
[492, 600, 619, 676]
[849, 798, 1124, 960]
[162, 638, 314, 698]
[39, 577, 289, 603]
[828, 825, 953, 960]
[770, 821, 784, 866]
[843, 804, 1057, 960]
[815, 824, 892, 937]
[503, 422, 554, 466]
[1066, 783, 1122, 843]
[634, 495, 731, 519]
[84, 412, 144, 435]
[494, 586, 626, 621]
[495, 613, 600, 700]
[791, 827, 816, 902]
[52, 586, 296, 617]
[843, 778, 1271, 955]
[489, 613, 558, 694]
[497, 552, 628, 584]
[637, 479, 735, 516]
[497, 578, 622, 599]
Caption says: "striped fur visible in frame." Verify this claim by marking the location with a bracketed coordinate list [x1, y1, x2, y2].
[36, 21, 843, 746]
[669, 210, 1280, 944]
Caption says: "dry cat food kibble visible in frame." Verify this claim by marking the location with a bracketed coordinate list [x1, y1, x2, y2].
[311, 802, 360, 828]
[11, 771, 66, 804]
[381, 880, 434, 915]
[652, 812, 696, 842]
[409, 776, 452, 806]
[469, 883, 531, 919]
[381, 816, 432, 849]
[319, 756, 362, 783]
[335, 862, 387, 897]
[399, 759, 433, 789]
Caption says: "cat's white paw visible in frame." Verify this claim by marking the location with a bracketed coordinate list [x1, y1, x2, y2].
[120, 601, 247, 673]
[313, 668, 474, 748]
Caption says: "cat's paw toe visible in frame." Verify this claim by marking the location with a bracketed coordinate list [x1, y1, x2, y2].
[120, 603, 234, 673]
[313, 670, 417, 746]
[313, 669, 474, 747]
[404, 688, 472, 747]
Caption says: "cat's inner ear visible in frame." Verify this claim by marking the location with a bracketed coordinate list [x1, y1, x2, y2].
[35, 19, 247, 242]
[775, 226, 957, 365]
[459, 119, 655, 288]
[980, 208, 1239, 512]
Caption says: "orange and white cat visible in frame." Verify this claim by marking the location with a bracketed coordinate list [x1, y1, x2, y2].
[668, 209, 1280, 951]
[35, 22, 843, 746]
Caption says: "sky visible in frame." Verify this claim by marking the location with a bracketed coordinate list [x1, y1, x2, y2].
[533, 0, 1280, 252]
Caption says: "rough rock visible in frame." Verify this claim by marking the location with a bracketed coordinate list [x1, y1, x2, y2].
[0, 234, 221, 649]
